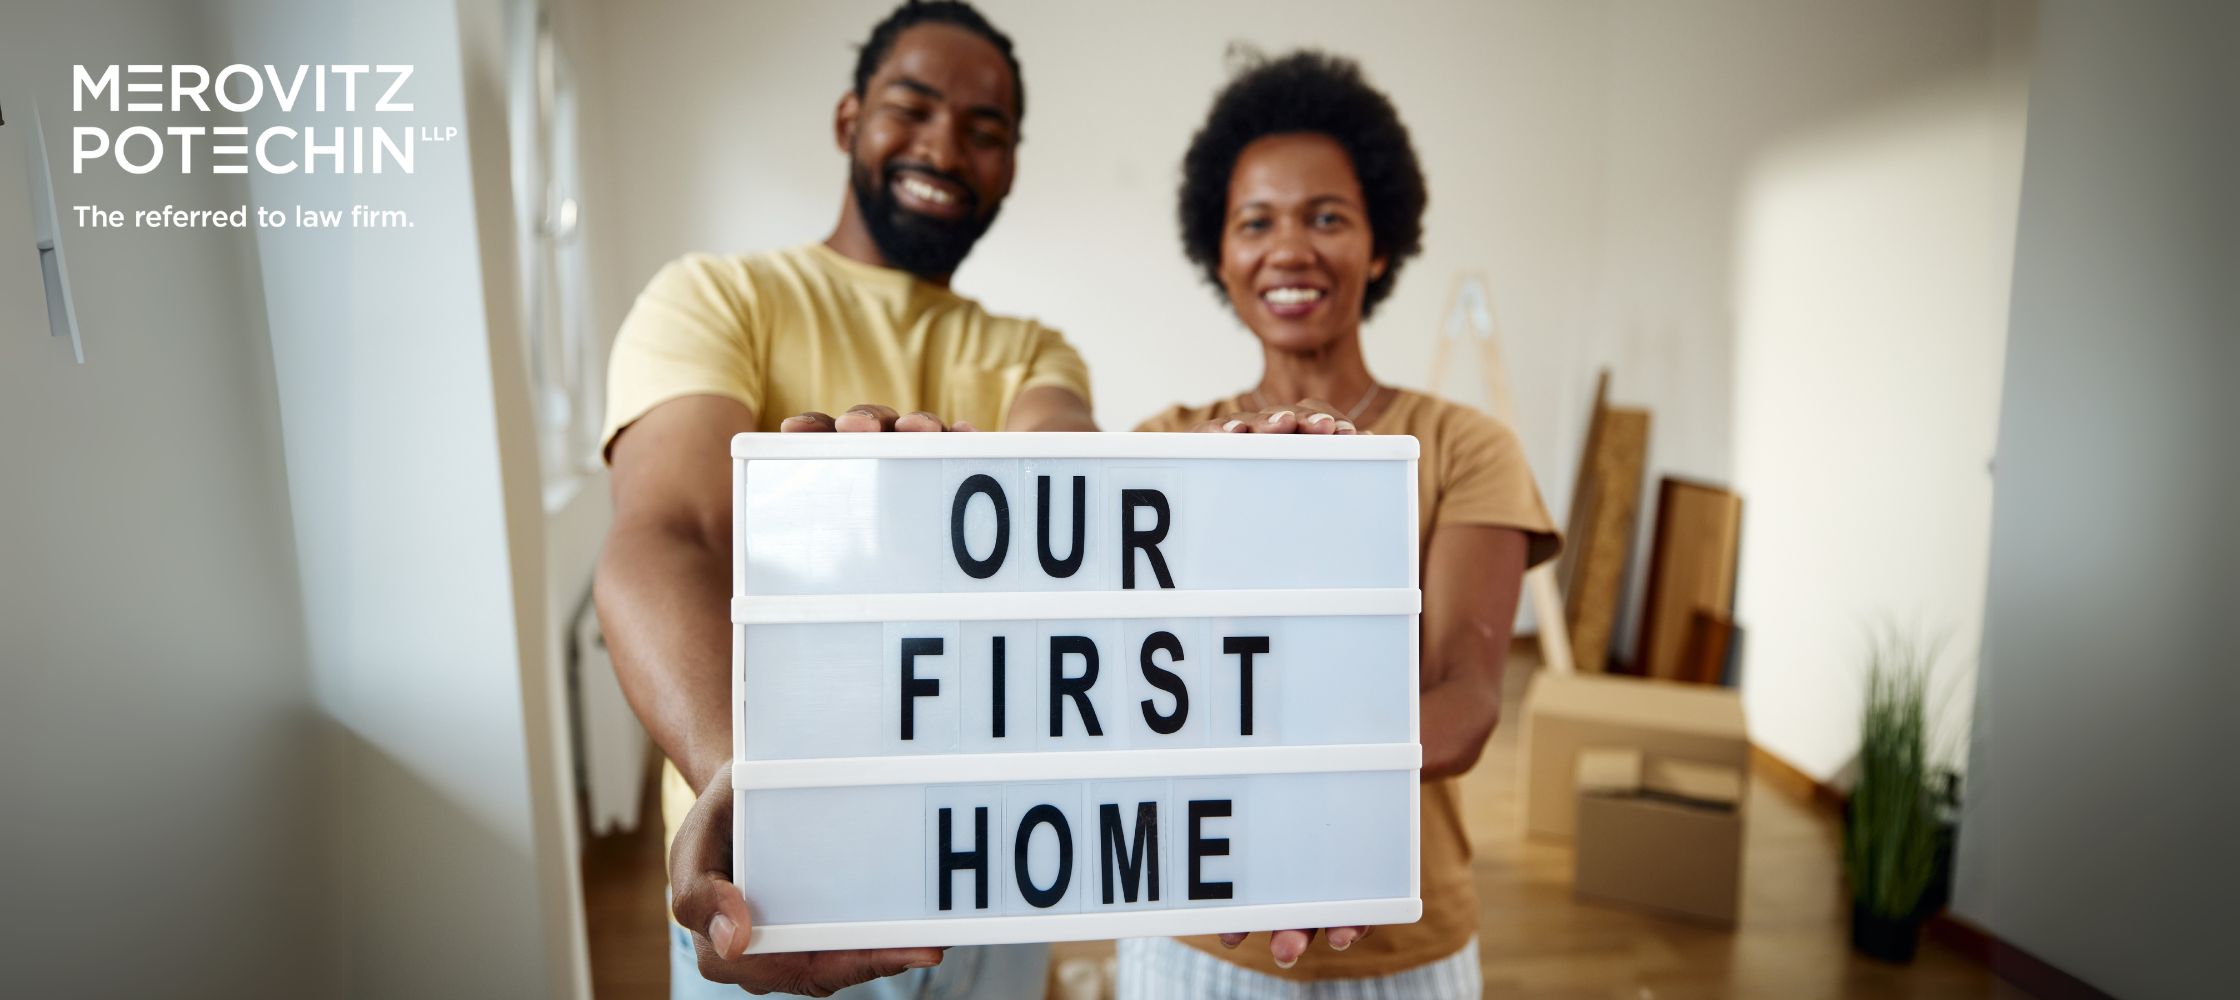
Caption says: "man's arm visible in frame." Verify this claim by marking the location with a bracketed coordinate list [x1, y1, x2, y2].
[612, 385, 1088, 774]
[597, 394, 753, 792]
[599, 395, 945, 990]
[1006, 384, 1098, 431]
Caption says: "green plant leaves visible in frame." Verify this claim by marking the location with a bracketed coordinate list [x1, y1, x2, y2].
[1846, 631, 1941, 920]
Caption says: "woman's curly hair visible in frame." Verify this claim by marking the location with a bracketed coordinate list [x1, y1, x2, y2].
[1178, 50, 1427, 318]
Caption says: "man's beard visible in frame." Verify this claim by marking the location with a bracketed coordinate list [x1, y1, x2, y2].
[851, 156, 998, 280]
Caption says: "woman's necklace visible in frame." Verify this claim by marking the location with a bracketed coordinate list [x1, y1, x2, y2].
[1249, 381, 1386, 421]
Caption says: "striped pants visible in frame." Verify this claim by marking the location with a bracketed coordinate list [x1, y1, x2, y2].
[1115, 936, 1481, 1000]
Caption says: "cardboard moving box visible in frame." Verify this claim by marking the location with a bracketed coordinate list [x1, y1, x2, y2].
[1573, 747, 1744, 924]
[1519, 670, 1747, 838]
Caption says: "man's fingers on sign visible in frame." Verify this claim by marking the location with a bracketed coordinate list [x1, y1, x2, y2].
[834, 404, 902, 432]
[895, 410, 949, 433]
[784, 407, 971, 434]
[667, 761, 752, 959]
[670, 762, 943, 994]
[780, 411, 839, 433]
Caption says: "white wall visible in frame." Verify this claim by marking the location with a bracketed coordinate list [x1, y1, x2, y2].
[572, 1, 2032, 740]
[214, 0, 584, 995]
[6, 2, 601, 995]
[1953, 2, 2237, 996]
[1728, 2, 2035, 782]
[0, 2, 337, 995]
[460, 0, 602, 990]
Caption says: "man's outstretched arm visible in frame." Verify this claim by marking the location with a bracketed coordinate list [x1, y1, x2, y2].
[597, 386, 1090, 786]
[597, 394, 752, 794]
[1006, 385, 1098, 431]
[598, 394, 949, 990]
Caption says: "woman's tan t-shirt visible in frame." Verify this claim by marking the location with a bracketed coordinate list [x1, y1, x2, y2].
[1134, 388, 1561, 979]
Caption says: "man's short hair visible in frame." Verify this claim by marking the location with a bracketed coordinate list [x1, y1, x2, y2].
[1178, 51, 1427, 318]
[853, 0, 1026, 126]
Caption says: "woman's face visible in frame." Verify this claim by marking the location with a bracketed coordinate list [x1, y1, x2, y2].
[1219, 132, 1387, 353]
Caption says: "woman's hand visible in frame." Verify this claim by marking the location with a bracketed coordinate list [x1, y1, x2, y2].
[1214, 926, 1375, 968]
[1197, 393, 1374, 959]
[1187, 397, 1360, 435]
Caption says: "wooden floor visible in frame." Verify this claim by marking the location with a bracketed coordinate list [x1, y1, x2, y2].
[581, 648, 2020, 998]
[579, 761, 673, 1000]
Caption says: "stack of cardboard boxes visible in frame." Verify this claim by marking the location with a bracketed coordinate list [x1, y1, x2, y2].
[1519, 671, 1750, 924]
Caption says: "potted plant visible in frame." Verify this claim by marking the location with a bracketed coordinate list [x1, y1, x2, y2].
[1844, 633, 1949, 963]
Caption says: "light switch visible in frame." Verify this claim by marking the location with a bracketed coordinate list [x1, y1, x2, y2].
[22, 101, 83, 362]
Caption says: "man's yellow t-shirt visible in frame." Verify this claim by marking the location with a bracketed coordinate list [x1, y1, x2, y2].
[600, 241, 1093, 844]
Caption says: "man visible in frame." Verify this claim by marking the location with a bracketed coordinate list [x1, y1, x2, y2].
[595, 3, 1096, 997]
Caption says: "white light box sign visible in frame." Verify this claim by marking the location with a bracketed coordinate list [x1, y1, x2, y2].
[731, 433, 1421, 953]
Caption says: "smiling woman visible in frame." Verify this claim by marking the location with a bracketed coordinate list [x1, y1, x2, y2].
[1127, 50, 1561, 1000]
[1177, 52, 1425, 324]
[1220, 132, 1381, 352]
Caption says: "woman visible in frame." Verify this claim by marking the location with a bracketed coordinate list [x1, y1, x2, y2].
[1120, 52, 1562, 999]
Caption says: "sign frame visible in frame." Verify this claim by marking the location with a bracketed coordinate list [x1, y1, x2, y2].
[731, 432, 1423, 953]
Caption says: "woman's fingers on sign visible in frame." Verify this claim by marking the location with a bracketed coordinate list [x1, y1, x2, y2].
[1190, 412, 1259, 433]
[896, 411, 947, 432]
[1268, 927, 1318, 968]
[669, 762, 943, 993]
[1258, 407, 1300, 433]
[1192, 398, 1352, 435]
[1290, 398, 1351, 435]
[1250, 923, 1368, 968]
[1192, 400, 1360, 434]
[780, 411, 838, 433]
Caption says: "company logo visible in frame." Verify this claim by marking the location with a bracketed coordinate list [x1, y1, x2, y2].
[71, 64, 456, 175]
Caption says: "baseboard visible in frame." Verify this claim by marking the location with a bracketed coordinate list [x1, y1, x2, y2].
[1748, 744, 2114, 999]
[1749, 743, 1847, 813]
[1927, 914, 2117, 1000]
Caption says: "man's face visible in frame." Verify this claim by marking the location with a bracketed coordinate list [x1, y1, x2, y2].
[842, 23, 1020, 279]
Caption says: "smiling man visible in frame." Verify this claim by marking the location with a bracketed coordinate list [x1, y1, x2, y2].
[594, 3, 1094, 998]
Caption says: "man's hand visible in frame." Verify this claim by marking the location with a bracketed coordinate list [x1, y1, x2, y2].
[778, 388, 1096, 434]
[671, 762, 944, 996]
[1187, 397, 1360, 435]
[780, 403, 975, 433]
